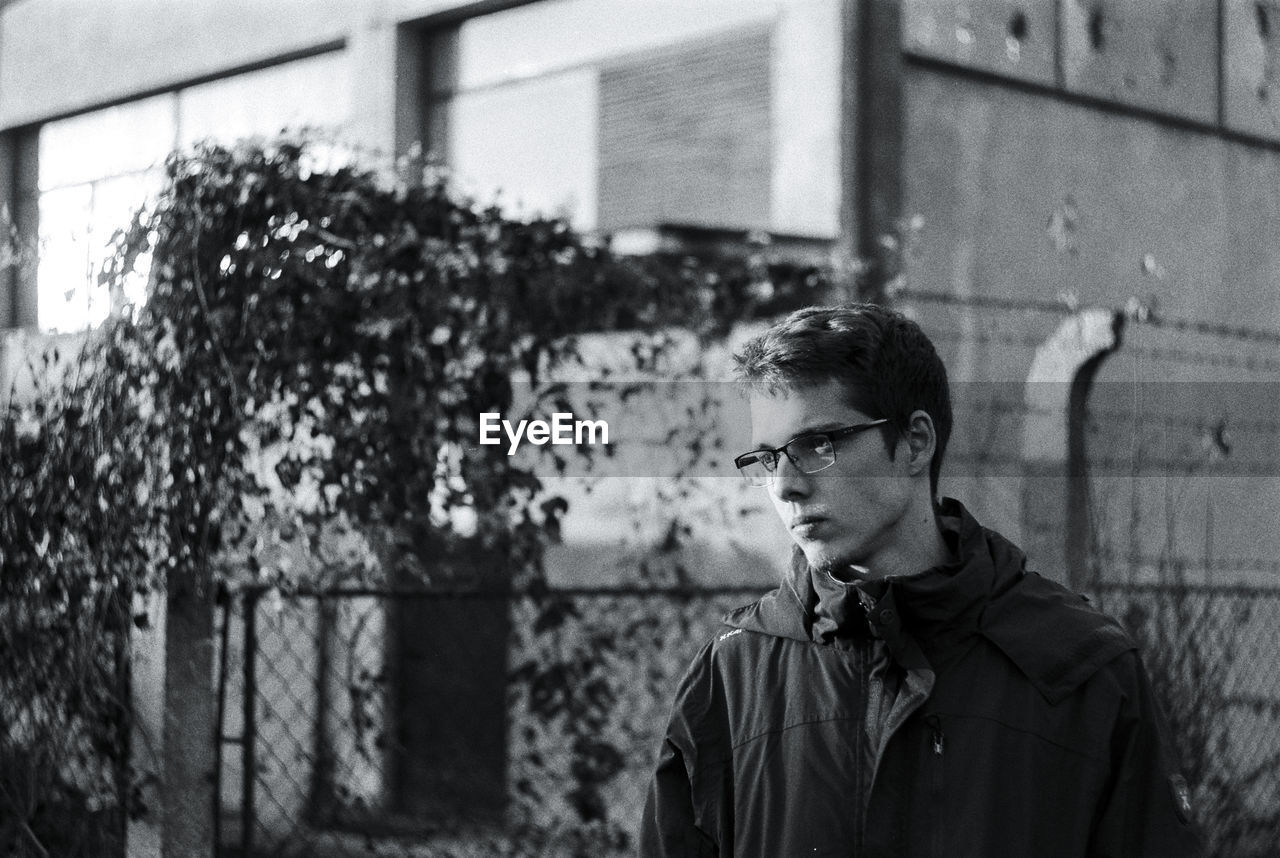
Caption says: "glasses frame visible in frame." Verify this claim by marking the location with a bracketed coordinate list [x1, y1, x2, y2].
[734, 418, 891, 486]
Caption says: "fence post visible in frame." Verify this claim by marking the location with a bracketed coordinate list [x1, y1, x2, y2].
[211, 584, 232, 853]
[307, 594, 337, 824]
[161, 578, 217, 858]
[125, 588, 166, 858]
[240, 589, 260, 858]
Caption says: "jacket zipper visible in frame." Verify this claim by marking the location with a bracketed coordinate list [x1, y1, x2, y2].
[853, 641, 869, 855]
[925, 714, 945, 858]
[928, 716, 945, 756]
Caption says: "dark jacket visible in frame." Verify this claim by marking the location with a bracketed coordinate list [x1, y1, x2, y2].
[640, 499, 1200, 857]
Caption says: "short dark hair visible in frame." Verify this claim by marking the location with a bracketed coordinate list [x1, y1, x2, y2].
[733, 304, 952, 493]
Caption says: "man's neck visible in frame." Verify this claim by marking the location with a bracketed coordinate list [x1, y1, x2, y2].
[858, 500, 955, 580]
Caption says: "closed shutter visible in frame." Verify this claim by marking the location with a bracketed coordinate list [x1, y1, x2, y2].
[599, 26, 772, 232]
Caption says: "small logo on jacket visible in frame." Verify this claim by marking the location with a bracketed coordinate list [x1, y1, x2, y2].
[718, 629, 744, 643]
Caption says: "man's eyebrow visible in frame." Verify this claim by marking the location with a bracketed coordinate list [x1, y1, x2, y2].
[753, 422, 849, 448]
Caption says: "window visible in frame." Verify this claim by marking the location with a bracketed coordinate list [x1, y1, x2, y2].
[35, 50, 350, 333]
[36, 94, 175, 332]
[421, 0, 841, 239]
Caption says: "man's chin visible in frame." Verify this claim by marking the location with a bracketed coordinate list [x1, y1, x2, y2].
[791, 545, 874, 584]
[801, 546, 859, 576]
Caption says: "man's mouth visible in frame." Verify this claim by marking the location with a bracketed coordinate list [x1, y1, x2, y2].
[790, 514, 827, 536]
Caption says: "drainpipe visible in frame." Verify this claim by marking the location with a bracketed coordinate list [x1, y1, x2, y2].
[1021, 308, 1125, 590]
[840, 0, 902, 297]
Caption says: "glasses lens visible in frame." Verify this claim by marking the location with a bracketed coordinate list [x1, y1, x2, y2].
[789, 434, 835, 473]
[735, 452, 773, 486]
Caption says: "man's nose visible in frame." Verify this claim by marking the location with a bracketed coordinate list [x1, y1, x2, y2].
[769, 453, 810, 501]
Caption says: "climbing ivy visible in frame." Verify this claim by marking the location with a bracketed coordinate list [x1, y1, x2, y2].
[2, 137, 869, 855]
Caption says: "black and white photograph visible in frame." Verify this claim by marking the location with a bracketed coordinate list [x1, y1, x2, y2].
[1, 1, 1277, 856]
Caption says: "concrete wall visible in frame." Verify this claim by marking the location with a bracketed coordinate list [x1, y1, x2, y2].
[905, 0, 1280, 135]
[901, 0, 1280, 327]
[898, 2, 1280, 593]
[904, 69, 1280, 330]
[0, 0, 352, 127]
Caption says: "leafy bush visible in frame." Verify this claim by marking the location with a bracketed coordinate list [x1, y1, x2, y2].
[1, 325, 165, 855]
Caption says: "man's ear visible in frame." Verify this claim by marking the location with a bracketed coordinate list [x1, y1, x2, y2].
[904, 410, 937, 477]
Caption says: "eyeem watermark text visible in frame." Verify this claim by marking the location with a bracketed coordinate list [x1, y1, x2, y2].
[479, 412, 610, 455]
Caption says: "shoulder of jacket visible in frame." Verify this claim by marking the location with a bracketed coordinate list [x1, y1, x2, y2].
[668, 624, 762, 726]
[721, 599, 758, 627]
[713, 626, 748, 646]
[708, 619, 776, 662]
[680, 620, 756, 679]
[980, 571, 1136, 705]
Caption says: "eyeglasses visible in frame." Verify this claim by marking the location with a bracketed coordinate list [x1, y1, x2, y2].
[734, 419, 890, 487]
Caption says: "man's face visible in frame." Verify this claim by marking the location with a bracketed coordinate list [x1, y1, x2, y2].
[748, 380, 915, 574]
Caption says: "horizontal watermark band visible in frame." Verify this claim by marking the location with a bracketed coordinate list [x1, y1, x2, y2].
[458, 381, 1280, 479]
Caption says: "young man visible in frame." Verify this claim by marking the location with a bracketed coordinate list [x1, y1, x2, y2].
[639, 305, 1199, 857]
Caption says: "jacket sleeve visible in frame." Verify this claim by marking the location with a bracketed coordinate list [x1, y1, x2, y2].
[1087, 651, 1203, 858]
[639, 737, 719, 857]
[638, 642, 721, 858]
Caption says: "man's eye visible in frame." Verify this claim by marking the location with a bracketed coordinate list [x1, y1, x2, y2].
[795, 435, 827, 454]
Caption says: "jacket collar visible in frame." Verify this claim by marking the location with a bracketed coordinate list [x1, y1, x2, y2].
[724, 498, 989, 645]
[722, 497, 1134, 703]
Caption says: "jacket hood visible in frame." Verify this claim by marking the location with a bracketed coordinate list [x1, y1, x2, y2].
[723, 497, 1134, 704]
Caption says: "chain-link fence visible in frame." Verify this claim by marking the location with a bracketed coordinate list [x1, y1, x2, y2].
[1093, 583, 1280, 857]
[0, 587, 131, 858]
[217, 580, 1280, 856]
[217, 579, 1280, 858]
[214, 585, 763, 857]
